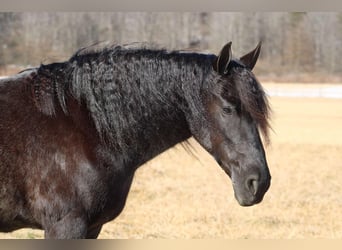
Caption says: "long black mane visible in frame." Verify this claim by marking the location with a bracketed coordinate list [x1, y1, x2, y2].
[32, 43, 270, 150]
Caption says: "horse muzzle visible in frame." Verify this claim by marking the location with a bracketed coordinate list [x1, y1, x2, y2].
[232, 170, 271, 206]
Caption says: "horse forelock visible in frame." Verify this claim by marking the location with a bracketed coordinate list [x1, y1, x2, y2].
[239, 74, 270, 143]
[224, 65, 271, 143]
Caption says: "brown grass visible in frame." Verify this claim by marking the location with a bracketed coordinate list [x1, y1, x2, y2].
[1, 84, 342, 239]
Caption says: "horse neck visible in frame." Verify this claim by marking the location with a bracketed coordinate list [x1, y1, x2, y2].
[90, 89, 192, 169]
[77, 69, 197, 168]
[67, 50, 214, 169]
[121, 80, 194, 167]
[132, 100, 192, 166]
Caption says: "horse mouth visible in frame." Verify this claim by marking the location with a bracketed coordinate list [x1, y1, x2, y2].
[234, 192, 264, 206]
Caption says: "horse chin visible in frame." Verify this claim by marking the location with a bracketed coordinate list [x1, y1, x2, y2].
[234, 191, 263, 207]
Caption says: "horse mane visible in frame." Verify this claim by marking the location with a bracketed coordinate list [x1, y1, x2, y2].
[69, 41, 157, 59]
[31, 43, 270, 148]
[32, 43, 214, 150]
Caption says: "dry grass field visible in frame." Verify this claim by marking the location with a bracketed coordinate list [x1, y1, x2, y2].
[1, 83, 341, 239]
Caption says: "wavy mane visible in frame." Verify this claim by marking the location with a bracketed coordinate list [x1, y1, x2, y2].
[31, 43, 270, 147]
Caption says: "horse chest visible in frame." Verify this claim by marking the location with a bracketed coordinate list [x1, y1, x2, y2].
[86, 168, 135, 228]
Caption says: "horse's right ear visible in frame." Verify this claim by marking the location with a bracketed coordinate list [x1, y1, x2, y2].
[240, 41, 262, 70]
[213, 42, 232, 75]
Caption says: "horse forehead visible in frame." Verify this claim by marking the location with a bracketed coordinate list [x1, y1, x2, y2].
[230, 59, 246, 69]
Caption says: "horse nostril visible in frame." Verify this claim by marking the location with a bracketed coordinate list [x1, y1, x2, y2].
[246, 175, 259, 196]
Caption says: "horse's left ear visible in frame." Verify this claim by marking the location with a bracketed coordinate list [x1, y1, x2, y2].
[213, 41, 232, 75]
[240, 42, 262, 70]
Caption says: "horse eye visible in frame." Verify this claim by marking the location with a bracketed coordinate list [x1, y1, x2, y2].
[223, 106, 233, 114]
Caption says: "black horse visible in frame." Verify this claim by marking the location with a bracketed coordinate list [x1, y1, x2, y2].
[0, 42, 271, 238]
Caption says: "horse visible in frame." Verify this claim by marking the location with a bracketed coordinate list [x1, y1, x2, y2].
[0, 41, 271, 238]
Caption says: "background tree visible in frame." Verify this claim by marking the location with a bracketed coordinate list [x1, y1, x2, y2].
[0, 12, 341, 81]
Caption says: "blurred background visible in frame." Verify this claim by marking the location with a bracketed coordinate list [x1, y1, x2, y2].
[0, 12, 341, 239]
[1, 12, 342, 82]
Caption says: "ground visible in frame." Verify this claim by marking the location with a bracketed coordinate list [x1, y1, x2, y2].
[1, 83, 341, 239]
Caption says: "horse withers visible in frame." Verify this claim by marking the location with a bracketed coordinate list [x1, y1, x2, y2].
[0, 42, 271, 238]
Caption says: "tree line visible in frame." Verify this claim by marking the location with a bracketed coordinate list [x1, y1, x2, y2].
[0, 12, 341, 81]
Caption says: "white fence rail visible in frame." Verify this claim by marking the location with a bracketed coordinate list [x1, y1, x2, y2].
[264, 84, 342, 99]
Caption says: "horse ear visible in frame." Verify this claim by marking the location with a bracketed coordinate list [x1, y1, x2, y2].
[213, 41, 232, 75]
[240, 41, 262, 70]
